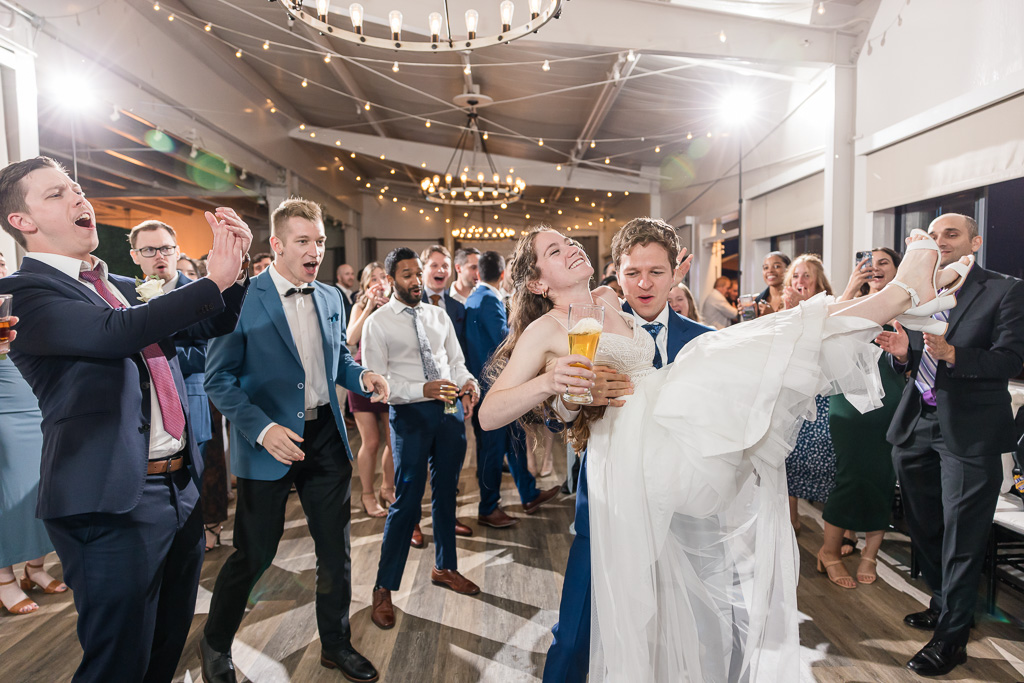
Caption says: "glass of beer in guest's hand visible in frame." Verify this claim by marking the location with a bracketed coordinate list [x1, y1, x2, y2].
[563, 303, 604, 405]
[441, 380, 459, 414]
[0, 294, 11, 357]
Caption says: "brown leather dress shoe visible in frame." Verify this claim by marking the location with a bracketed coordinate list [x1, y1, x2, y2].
[478, 507, 519, 529]
[371, 587, 395, 630]
[430, 568, 480, 595]
[410, 524, 424, 548]
[523, 485, 561, 515]
[454, 519, 474, 537]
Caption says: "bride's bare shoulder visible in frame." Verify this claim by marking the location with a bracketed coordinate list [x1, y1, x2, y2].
[522, 313, 564, 341]
[592, 286, 622, 311]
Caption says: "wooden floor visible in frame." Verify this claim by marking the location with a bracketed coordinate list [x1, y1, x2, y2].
[3, 437, 1024, 682]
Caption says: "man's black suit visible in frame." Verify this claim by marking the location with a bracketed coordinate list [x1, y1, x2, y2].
[887, 264, 1024, 647]
[0, 258, 246, 682]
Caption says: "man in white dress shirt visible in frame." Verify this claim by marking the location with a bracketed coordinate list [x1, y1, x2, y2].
[362, 247, 481, 631]
[449, 247, 480, 304]
[700, 276, 738, 329]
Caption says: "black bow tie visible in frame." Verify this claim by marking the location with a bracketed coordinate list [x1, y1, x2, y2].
[285, 286, 315, 297]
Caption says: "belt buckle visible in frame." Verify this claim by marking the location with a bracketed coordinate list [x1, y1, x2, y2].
[306, 406, 318, 421]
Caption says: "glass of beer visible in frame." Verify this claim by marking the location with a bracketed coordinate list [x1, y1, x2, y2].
[0, 294, 11, 353]
[563, 303, 604, 405]
[738, 294, 757, 322]
[442, 381, 459, 414]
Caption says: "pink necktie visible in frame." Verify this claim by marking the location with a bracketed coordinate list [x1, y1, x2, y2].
[80, 268, 186, 439]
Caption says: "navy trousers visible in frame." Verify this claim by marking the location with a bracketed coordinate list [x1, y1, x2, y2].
[474, 415, 540, 516]
[45, 466, 203, 683]
[376, 401, 467, 590]
[543, 454, 591, 683]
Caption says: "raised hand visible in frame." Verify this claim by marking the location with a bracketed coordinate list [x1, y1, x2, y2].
[204, 216, 244, 291]
[206, 208, 253, 256]
[875, 320, 909, 363]
[673, 248, 694, 285]
[840, 257, 874, 301]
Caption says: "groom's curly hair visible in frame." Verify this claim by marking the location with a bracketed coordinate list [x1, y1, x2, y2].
[611, 217, 680, 270]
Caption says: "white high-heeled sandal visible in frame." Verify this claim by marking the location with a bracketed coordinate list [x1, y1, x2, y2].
[887, 231, 961, 334]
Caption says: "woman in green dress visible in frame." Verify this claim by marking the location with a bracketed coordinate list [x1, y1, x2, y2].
[817, 247, 906, 588]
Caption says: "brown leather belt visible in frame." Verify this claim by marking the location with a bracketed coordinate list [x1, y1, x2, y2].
[147, 455, 185, 475]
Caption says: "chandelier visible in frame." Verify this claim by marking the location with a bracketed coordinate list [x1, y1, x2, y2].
[420, 112, 525, 207]
[282, 1, 565, 53]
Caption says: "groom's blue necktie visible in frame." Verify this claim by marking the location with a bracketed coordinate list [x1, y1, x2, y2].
[643, 322, 664, 369]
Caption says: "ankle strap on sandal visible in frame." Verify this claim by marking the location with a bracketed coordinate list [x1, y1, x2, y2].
[887, 280, 920, 308]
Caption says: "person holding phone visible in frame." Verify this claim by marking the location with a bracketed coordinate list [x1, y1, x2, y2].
[816, 247, 906, 589]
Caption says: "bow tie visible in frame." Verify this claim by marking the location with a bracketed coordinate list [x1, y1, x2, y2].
[285, 286, 315, 297]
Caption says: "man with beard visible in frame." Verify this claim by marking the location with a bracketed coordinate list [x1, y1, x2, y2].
[362, 247, 481, 631]
[201, 198, 388, 683]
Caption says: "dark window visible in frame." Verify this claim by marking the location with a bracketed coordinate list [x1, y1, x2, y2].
[771, 226, 823, 260]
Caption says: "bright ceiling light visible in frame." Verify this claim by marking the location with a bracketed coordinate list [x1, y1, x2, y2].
[719, 89, 756, 126]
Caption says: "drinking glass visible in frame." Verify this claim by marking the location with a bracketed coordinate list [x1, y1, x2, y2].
[0, 294, 11, 358]
[738, 294, 757, 322]
[442, 382, 459, 414]
[562, 303, 604, 405]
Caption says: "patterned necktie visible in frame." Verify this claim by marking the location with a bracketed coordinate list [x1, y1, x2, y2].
[430, 294, 442, 307]
[642, 322, 664, 369]
[80, 268, 186, 439]
[405, 306, 441, 381]
[285, 286, 314, 297]
[913, 308, 950, 407]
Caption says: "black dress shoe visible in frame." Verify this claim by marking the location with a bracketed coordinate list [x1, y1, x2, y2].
[198, 635, 237, 683]
[904, 608, 940, 630]
[321, 644, 379, 682]
[906, 639, 967, 677]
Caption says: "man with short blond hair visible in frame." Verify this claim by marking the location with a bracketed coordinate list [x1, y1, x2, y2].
[202, 196, 387, 683]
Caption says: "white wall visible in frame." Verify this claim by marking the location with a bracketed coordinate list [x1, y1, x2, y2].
[856, 0, 1024, 138]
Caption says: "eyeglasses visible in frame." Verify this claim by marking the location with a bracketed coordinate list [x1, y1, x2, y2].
[134, 245, 178, 257]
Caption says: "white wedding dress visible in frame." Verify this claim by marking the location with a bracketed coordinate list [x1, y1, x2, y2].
[585, 294, 886, 683]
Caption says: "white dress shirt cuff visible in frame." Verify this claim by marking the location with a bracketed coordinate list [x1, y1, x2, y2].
[358, 369, 372, 394]
[256, 422, 277, 446]
[550, 397, 581, 424]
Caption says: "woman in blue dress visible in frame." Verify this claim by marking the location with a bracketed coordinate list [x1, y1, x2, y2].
[0, 251, 67, 615]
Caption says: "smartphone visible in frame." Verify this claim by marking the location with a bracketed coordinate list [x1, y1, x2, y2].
[855, 250, 873, 270]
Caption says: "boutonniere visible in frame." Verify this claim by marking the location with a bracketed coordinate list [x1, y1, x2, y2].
[135, 276, 165, 303]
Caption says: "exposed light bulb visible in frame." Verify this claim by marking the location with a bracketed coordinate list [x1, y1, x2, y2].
[364, 101, 371, 110]
[235, 48, 242, 58]
[482, 132, 489, 140]
[301, 78, 308, 87]
[556, 164, 562, 171]
[590, 140, 596, 148]
[817, 2, 824, 14]
[542, 59, 551, 72]
[424, 120, 431, 127]
[324, 54, 332, 63]
[389, 10, 403, 40]
[153, 1, 159, 10]
[538, 138, 544, 146]
[299, 123, 306, 130]
[465, 9, 479, 39]
[349, 4, 364, 33]
[500, 0, 514, 32]
[654, 145, 661, 153]
[626, 49, 635, 62]
[428, 12, 442, 41]
[189, 144, 198, 159]
[392, 61, 400, 72]
[604, 157, 610, 164]
[316, 0, 330, 22]
[464, 63, 472, 75]
[687, 132, 693, 140]
[529, 0, 542, 19]
[719, 30, 727, 42]
[167, 13, 174, 21]
[204, 23, 212, 32]
[263, 40, 270, 50]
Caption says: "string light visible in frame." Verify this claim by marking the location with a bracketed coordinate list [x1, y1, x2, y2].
[817, 2, 825, 14]
[464, 64, 472, 75]
[167, 13, 174, 21]
[687, 132, 693, 140]
[301, 78, 308, 87]
[604, 157, 610, 164]
[392, 61, 400, 73]
[719, 30, 727, 42]
[538, 138, 544, 146]
[299, 124, 306, 130]
[263, 40, 270, 50]
[153, 1, 159, 10]
[542, 60, 551, 72]
[654, 145, 661, 153]
[204, 22, 211, 31]
[324, 54, 332, 63]
[425, 120, 431, 127]
[556, 164, 562, 171]
[590, 141, 596, 149]
[235, 49, 242, 58]
[364, 102, 371, 111]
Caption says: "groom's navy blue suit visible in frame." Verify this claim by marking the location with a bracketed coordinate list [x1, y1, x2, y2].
[543, 302, 712, 683]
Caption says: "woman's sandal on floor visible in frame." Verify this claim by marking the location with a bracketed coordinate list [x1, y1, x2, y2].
[20, 561, 67, 594]
[0, 578, 38, 615]
[204, 524, 222, 552]
[816, 551, 856, 589]
[378, 486, 396, 510]
[361, 493, 388, 518]
[857, 557, 878, 585]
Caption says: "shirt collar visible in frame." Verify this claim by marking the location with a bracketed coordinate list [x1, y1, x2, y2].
[161, 272, 182, 294]
[25, 252, 104, 281]
[337, 283, 353, 296]
[477, 281, 500, 296]
[631, 303, 670, 329]
[386, 295, 420, 315]
[268, 263, 311, 296]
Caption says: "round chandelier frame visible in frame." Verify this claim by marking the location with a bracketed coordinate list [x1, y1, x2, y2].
[283, 1, 565, 53]
[421, 112, 525, 207]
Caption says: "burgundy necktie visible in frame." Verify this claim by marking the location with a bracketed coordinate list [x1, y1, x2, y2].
[80, 268, 186, 439]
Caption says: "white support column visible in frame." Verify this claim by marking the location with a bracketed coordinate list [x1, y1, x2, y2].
[823, 65, 857, 289]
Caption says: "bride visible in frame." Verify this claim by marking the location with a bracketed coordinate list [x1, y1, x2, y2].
[478, 226, 971, 682]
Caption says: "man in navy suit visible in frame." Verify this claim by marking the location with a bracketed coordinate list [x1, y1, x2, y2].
[544, 217, 712, 683]
[201, 198, 388, 683]
[0, 156, 249, 683]
[466, 251, 560, 528]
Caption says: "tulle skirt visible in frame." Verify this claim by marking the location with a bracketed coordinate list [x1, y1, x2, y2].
[586, 294, 884, 682]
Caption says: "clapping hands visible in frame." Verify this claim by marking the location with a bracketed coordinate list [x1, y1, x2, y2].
[204, 208, 253, 291]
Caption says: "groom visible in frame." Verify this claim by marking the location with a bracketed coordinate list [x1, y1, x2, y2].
[543, 217, 713, 683]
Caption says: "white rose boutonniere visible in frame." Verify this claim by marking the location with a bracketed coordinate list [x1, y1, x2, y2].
[135, 276, 166, 303]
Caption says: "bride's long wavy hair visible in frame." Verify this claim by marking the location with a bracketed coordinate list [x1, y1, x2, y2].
[485, 226, 606, 452]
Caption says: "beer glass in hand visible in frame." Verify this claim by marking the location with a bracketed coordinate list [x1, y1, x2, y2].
[0, 294, 11, 357]
[563, 303, 604, 405]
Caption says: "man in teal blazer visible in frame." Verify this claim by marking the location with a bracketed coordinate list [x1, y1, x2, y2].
[201, 198, 388, 683]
